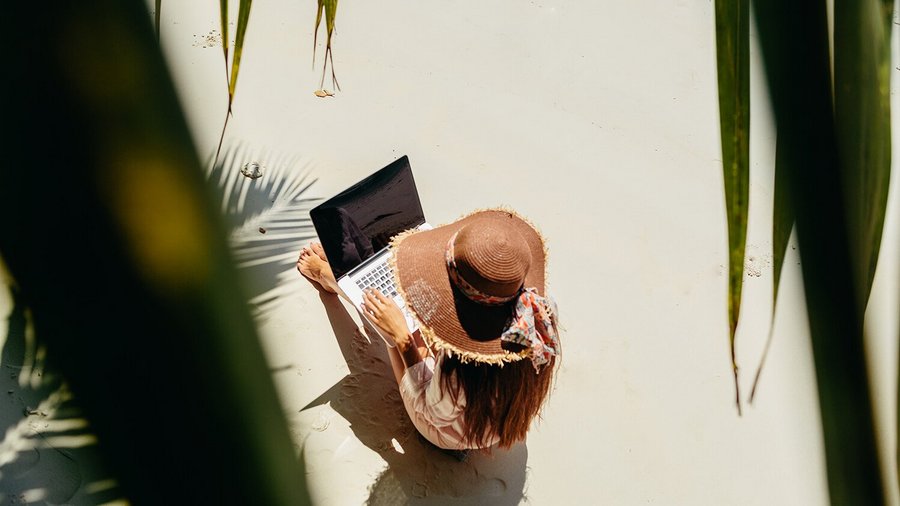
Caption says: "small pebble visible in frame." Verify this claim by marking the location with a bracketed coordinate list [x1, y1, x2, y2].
[259, 227, 267, 234]
[240, 162, 263, 179]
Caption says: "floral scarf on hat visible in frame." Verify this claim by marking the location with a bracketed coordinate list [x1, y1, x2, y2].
[500, 288, 560, 372]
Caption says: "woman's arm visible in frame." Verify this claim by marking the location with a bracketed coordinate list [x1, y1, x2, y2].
[361, 288, 425, 370]
[397, 334, 424, 370]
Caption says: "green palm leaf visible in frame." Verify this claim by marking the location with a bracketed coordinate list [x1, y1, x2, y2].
[313, 0, 340, 91]
[752, 0, 885, 503]
[714, 0, 749, 415]
[834, 0, 893, 312]
[220, 0, 229, 84]
[229, 0, 253, 106]
[214, 0, 254, 167]
[1, 0, 310, 502]
[834, 0, 895, 492]
[748, 0, 892, 409]
[769, 140, 793, 363]
[749, 135, 794, 403]
[833, 0, 894, 489]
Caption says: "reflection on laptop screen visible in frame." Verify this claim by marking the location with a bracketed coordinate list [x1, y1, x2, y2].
[310, 156, 425, 279]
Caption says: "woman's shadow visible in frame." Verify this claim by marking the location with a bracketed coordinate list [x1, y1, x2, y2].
[300, 289, 528, 505]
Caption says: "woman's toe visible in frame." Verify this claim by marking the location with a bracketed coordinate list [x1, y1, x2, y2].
[311, 242, 327, 261]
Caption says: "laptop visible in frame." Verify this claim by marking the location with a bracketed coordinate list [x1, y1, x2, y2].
[309, 155, 431, 336]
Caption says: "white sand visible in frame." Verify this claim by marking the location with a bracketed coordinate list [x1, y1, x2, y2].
[1, 0, 898, 503]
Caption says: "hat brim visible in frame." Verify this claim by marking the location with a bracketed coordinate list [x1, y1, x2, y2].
[390, 209, 547, 364]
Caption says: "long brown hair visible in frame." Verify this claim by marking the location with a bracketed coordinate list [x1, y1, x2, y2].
[439, 354, 557, 449]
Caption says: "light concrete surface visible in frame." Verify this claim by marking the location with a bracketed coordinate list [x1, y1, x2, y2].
[1, 1, 898, 504]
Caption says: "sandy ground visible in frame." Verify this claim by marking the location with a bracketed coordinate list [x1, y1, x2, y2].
[1, 0, 899, 504]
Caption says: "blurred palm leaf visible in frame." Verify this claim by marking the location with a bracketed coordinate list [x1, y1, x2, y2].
[314, 0, 340, 91]
[1, 0, 310, 502]
[748, 0, 892, 403]
[752, 0, 886, 503]
[833, 0, 896, 491]
[154, 0, 160, 40]
[834, 0, 893, 313]
[714, 0, 749, 415]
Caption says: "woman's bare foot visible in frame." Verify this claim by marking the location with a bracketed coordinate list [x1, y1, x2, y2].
[297, 244, 338, 294]
[310, 242, 328, 262]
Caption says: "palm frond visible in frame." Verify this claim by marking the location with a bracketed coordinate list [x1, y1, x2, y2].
[714, 0, 750, 415]
[749, 134, 794, 403]
[834, 0, 895, 492]
[214, 0, 254, 167]
[2, 1, 310, 502]
[229, 0, 253, 108]
[313, 0, 340, 91]
[834, 0, 893, 312]
[219, 0, 229, 86]
[752, 0, 885, 503]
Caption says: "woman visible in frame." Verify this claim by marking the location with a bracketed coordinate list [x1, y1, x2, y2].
[298, 209, 560, 450]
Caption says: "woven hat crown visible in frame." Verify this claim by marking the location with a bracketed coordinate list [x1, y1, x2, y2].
[452, 217, 532, 299]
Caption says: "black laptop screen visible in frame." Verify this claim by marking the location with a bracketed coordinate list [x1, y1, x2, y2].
[310, 156, 425, 279]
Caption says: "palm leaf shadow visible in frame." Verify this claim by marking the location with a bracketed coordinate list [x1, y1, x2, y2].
[206, 142, 322, 319]
[0, 285, 124, 504]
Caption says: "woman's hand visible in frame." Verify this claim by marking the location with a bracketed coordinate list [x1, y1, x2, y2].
[361, 289, 411, 349]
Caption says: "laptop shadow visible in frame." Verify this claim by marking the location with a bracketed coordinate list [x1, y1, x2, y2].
[305, 291, 528, 505]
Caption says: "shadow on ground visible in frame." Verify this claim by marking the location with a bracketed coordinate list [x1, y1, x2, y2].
[208, 142, 321, 315]
[300, 291, 528, 505]
[0, 286, 124, 505]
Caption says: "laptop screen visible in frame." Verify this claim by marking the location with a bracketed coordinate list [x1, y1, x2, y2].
[310, 155, 426, 279]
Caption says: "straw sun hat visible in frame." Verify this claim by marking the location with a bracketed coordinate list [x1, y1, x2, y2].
[389, 209, 560, 368]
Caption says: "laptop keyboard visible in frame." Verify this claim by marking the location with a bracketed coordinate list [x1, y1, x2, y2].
[355, 263, 399, 299]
